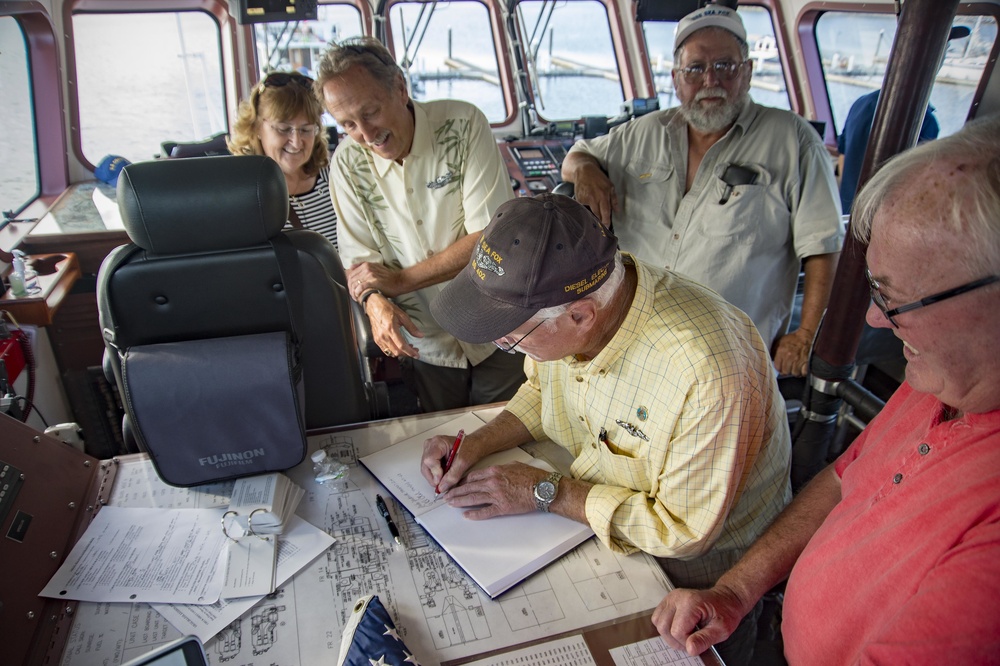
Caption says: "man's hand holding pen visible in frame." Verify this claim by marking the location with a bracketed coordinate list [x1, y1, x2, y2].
[443, 462, 547, 519]
[421, 430, 471, 495]
[421, 425, 591, 524]
[436, 429, 464, 495]
[420, 430, 548, 519]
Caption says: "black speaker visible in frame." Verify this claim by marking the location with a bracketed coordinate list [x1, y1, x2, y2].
[233, 0, 318, 25]
[635, 0, 702, 23]
[583, 116, 609, 139]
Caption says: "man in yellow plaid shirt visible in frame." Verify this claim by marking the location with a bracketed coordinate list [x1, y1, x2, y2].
[425, 193, 790, 666]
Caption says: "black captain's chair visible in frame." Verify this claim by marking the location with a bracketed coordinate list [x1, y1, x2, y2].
[97, 155, 384, 449]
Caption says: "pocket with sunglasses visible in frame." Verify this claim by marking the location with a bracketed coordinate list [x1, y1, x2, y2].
[718, 163, 758, 205]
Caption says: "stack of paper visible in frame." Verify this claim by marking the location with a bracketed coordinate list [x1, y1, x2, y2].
[227, 473, 304, 536]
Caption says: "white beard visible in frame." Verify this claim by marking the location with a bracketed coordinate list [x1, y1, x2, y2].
[679, 86, 747, 134]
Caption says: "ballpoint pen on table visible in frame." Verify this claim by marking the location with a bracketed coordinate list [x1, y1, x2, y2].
[435, 429, 465, 495]
[375, 494, 401, 545]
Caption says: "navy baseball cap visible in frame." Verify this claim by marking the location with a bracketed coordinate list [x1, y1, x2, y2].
[95, 155, 131, 186]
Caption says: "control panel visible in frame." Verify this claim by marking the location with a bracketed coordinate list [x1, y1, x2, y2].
[499, 140, 573, 196]
[512, 145, 561, 179]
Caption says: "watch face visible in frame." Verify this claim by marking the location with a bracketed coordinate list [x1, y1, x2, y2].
[536, 480, 556, 501]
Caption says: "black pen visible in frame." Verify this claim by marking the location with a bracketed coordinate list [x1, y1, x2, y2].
[375, 494, 402, 545]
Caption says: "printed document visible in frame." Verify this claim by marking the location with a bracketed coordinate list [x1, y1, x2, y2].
[40, 506, 227, 604]
[154, 514, 334, 641]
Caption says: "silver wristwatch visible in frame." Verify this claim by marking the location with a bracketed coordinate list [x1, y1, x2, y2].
[533, 472, 562, 512]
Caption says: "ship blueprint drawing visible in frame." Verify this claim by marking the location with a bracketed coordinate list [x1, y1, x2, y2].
[59, 413, 672, 666]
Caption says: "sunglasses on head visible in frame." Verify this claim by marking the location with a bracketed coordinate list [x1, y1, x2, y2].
[257, 72, 314, 93]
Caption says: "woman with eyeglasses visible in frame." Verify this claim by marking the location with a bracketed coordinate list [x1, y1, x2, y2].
[228, 71, 338, 248]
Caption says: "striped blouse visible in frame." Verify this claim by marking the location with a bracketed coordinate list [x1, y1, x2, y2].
[288, 166, 338, 249]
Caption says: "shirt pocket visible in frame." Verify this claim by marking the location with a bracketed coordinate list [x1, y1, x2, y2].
[622, 160, 674, 215]
[698, 163, 772, 245]
[595, 437, 651, 492]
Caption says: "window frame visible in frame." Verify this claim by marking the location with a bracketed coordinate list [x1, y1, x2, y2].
[3, 2, 67, 211]
[66, 0, 238, 171]
[510, 0, 636, 123]
[381, 0, 519, 126]
[251, 1, 368, 79]
[798, 1, 1000, 145]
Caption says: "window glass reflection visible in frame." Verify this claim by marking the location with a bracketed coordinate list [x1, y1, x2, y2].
[816, 12, 996, 137]
[388, 1, 507, 122]
[73, 11, 226, 163]
[517, 0, 623, 120]
[0, 16, 38, 215]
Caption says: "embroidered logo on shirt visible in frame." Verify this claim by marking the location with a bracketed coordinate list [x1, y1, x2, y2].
[615, 419, 649, 441]
[427, 171, 456, 189]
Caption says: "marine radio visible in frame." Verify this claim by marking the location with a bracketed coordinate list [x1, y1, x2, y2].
[510, 145, 561, 180]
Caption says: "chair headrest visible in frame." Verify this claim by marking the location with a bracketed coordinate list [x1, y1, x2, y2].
[163, 131, 230, 159]
[117, 155, 288, 254]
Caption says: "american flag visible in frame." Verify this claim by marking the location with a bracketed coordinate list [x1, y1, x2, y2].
[337, 595, 421, 666]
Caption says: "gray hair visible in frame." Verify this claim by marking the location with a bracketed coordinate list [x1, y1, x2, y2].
[852, 114, 1000, 276]
[314, 37, 404, 97]
[532, 252, 626, 328]
[673, 27, 749, 65]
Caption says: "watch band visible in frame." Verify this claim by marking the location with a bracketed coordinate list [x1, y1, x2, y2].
[533, 471, 562, 513]
[360, 288, 384, 308]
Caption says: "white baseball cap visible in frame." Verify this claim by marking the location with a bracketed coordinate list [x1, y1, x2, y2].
[674, 4, 747, 49]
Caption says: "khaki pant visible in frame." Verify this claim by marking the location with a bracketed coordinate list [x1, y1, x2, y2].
[399, 350, 526, 413]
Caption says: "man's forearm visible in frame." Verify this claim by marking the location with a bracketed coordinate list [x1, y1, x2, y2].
[472, 410, 535, 457]
[561, 151, 603, 183]
[714, 464, 842, 612]
[481, 411, 592, 525]
[798, 252, 839, 335]
[397, 232, 481, 294]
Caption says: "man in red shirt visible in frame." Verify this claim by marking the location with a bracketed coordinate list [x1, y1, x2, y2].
[651, 114, 1000, 664]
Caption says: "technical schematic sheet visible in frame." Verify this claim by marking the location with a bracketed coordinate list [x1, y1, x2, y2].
[60, 413, 673, 666]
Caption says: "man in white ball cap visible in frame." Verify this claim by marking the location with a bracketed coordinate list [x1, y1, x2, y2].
[562, 2, 844, 380]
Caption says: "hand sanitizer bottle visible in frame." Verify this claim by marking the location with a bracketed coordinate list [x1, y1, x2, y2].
[13, 250, 40, 294]
[9, 251, 28, 298]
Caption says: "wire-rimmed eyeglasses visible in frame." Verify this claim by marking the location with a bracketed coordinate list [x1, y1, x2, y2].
[673, 60, 747, 84]
[494, 319, 546, 354]
[262, 120, 321, 139]
[865, 268, 1000, 328]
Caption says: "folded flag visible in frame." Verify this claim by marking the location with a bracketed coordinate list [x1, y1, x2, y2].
[337, 594, 420, 666]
